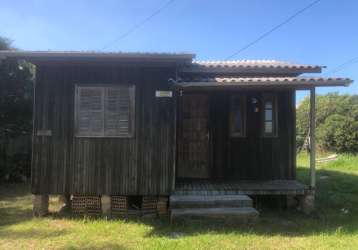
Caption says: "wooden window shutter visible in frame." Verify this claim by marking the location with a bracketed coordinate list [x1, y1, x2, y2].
[75, 85, 135, 137]
[76, 87, 104, 136]
[104, 86, 135, 137]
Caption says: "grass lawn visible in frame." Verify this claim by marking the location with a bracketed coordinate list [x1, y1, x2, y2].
[1, 153, 358, 249]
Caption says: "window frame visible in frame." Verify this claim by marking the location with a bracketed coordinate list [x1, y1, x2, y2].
[229, 94, 247, 138]
[74, 84, 135, 138]
[261, 93, 278, 138]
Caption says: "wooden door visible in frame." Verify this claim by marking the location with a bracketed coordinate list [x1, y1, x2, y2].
[177, 94, 210, 179]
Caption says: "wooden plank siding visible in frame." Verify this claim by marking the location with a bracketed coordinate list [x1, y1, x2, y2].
[32, 64, 297, 195]
[31, 64, 176, 195]
[213, 90, 296, 181]
[179, 90, 296, 181]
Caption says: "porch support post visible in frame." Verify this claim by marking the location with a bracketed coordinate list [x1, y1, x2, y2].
[309, 87, 316, 189]
[299, 87, 316, 214]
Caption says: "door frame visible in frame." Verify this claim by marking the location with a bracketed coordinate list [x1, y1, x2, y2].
[175, 91, 213, 182]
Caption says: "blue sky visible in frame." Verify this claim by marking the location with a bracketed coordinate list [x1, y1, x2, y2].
[1, 0, 357, 102]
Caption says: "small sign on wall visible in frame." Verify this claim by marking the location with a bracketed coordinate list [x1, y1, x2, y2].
[155, 90, 173, 98]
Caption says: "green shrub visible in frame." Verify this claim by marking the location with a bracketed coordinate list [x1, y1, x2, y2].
[0, 37, 33, 182]
[297, 93, 358, 153]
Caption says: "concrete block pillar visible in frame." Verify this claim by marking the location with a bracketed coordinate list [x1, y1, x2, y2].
[58, 195, 71, 212]
[299, 193, 315, 214]
[286, 195, 298, 209]
[33, 195, 49, 217]
[101, 195, 111, 216]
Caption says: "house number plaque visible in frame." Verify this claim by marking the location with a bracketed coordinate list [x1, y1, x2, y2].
[155, 91, 173, 98]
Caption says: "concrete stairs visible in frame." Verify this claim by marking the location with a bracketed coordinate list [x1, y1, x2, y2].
[170, 194, 259, 221]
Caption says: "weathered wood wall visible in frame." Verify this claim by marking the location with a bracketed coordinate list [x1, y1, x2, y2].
[210, 90, 296, 180]
[32, 64, 296, 195]
[176, 90, 296, 181]
[32, 64, 176, 195]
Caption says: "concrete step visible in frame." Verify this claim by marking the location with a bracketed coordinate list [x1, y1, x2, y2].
[172, 190, 248, 195]
[171, 207, 259, 220]
[170, 194, 252, 208]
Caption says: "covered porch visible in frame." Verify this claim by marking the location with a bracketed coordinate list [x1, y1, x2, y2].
[171, 76, 352, 206]
[169, 65, 353, 219]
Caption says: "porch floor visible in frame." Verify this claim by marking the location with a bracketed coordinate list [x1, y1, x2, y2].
[174, 180, 308, 195]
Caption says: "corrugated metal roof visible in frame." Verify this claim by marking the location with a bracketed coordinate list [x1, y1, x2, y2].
[193, 60, 322, 69]
[0, 50, 195, 63]
[180, 60, 323, 74]
[175, 77, 352, 89]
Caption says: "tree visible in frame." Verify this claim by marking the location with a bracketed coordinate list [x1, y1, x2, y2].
[0, 36, 34, 181]
[0, 37, 13, 50]
[297, 93, 358, 153]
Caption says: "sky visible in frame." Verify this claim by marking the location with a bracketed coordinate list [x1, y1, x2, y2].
[1, 0, 357, 102]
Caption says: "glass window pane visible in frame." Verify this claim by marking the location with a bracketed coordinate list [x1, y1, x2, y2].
[265, 121, 273, 133]
[265, 109, 272, 121]
[231, 96, 245, 136]
[234, 110, 242, 133]
[265, 101, 272, 109]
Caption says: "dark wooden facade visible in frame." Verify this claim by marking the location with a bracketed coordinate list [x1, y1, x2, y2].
[32, 63, 296, 196]
[32, 64, 176, 195]
[176, 90, 296, 182]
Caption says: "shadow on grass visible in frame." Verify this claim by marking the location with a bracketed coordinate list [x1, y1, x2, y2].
[0, 182, 31, 198]
[0, 183, 33, 227]
[0, 206, 32, 226]
[1, 167, 358, 240]
[58, 243, 127, 250]
[0, 227, 70, 240]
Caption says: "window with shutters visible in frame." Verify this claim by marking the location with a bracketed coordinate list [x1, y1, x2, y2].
[262, 94, 278, 137]
[75, 85, 135, 137]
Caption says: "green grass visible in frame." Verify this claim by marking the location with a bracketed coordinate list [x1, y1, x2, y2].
[1, 154, 358, 249]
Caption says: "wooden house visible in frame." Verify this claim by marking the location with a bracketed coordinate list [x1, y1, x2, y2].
[0, 51, 352, 219]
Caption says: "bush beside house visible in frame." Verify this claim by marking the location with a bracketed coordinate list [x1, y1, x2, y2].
[297, 93, 358, 153]
[0, 37, 33, 182]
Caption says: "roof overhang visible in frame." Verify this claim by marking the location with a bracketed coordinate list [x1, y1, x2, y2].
[179, 60, 323, 75]
[174, 77, 353, 90]
[0, 50, 195, 66]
